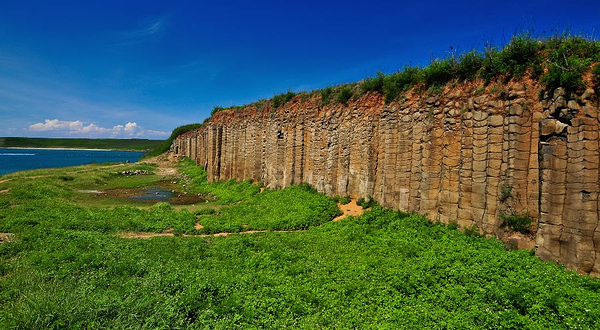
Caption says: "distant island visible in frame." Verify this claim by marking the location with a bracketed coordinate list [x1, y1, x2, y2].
[0, 137, 164, 151]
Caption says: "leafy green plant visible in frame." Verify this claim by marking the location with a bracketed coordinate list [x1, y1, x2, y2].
[211, 106, 225, 116]
[422, 57, 455, 88]
[299, 92, 310, 102]
[335, 87, 353, 105]
[427, 84, 444, 95]
[500, 213, 534, 234]
[195, 208, 217, 215]
[473, 86, 485, 95]
[456, 50, 484, 81]
[357, 196, 378, 208]
[339, 195, 351, 205]
[272, 90, 296, 108]
[319, 87, 334, 105]
[360, 72, 385, 94]
[499, 184, 513, 203]
[464, 223, 481, 237]
[541, 37, 593, 92]
[381, 66, 422, 103]
[489, 84, 503, 94]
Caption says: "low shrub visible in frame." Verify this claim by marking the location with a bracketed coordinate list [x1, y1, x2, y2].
[500, 213, 534, 234]
[357, 196, 378, 209]
[211, 106, 225, 116]
[360, 72, 385, 94]
[335, 87, 353, 105]
[422, 57, 456, 88]
[272, 90, 296, 108]
[499, 184, 513, 203]
[339, 195, 351, 205]
[464, 223, 481, 237]
[319, 87, 334, 105]
[456, 50, 484, 81]
[382, 66, 421, 103]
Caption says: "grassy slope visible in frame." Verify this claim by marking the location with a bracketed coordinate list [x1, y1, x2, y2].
[0, 137, 163, 151]
[0, 161, 599, 328]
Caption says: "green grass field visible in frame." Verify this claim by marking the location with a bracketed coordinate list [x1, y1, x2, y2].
[0, 137, 164, 151]
[0, 159, 599, 329]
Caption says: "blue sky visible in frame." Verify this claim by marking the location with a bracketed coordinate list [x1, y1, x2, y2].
[0, 0, 598, 139]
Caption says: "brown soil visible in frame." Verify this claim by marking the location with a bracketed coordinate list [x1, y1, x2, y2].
[142, 153, 179, 177]
[0, 188, 9, 194]
[194, 221, 204, 230]
[117, 229, 296, 239]
[118, 232, 175, 239]
[333, 199, 364, 221]
[0, 233, 14, 244]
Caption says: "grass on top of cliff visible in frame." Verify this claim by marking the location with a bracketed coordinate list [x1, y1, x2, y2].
[208, 33, 600, 117]
[1, 161, 600, 328]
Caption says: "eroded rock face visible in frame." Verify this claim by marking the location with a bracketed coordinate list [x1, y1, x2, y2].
[172, 83, 600, 276]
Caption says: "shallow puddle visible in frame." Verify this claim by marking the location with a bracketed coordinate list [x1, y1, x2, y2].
[88, 180, 209, 205]
[132, 187, 173, 202]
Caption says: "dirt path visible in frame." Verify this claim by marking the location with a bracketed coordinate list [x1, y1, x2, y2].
[0, 233, 14, 244]
[118, 229, 299, 239]
[142, 153, 179, 177]
[333, 199, 365, 221]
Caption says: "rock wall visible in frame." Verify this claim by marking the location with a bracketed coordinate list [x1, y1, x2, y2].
[172, 82, 600, 276]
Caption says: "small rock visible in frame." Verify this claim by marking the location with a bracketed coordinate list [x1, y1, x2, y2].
[506, 104, 523, 116]
[583, 104, 598, 118]
[567, 100, 579, 110]
[581, 88, 595, 100]
[554, 96, 567, 109]
[553, 87, 566, 98]
[555, 121, 568, 134]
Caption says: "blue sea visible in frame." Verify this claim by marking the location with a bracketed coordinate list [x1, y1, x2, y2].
[0, 148, 145, 176]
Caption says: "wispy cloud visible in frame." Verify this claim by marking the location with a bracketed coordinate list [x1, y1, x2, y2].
[113, 18, 166, 46]
[124, 19, 163, 38]
[28, 119, 169, 139]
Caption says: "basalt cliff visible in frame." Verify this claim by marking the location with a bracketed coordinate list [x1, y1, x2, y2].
[172, 81, 600, 277]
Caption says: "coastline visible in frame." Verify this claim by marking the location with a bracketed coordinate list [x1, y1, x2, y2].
[1, 147, 147, 152]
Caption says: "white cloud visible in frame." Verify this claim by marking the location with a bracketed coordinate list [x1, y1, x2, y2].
[28, 119, 169, 139]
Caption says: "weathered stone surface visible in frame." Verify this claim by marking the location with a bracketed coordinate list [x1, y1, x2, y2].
[172, 85, 600, 276]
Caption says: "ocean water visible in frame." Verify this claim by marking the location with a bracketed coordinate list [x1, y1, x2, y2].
[0, 148, 145, 176]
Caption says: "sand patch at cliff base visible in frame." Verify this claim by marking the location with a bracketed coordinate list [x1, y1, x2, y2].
[333, 199, 364, 221]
